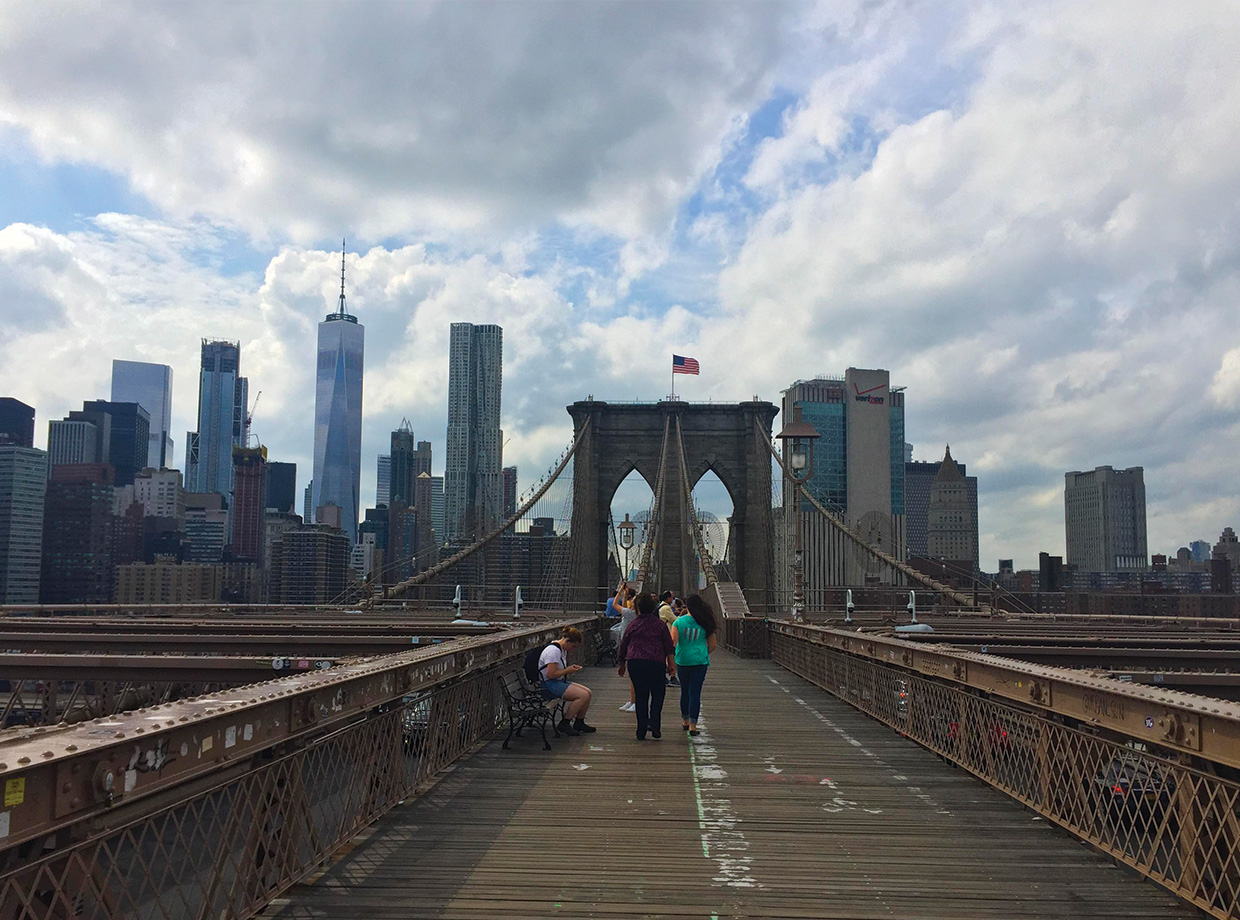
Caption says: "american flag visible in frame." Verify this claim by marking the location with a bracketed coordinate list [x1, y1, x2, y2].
[672, 354, 700, 376]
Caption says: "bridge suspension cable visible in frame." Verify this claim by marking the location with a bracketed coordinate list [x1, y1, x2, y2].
[363, 417, 592, 607]
[759, 420, 992, 614]
[675, 415, 717, 588]
[633, 414, 672, 592]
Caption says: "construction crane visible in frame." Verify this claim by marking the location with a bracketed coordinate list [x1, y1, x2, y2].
[245, 390, 262, 447]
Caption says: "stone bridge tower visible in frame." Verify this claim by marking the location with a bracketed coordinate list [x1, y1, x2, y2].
[568, 399, 778, 602]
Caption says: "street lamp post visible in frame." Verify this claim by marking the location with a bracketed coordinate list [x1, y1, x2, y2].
[776, 407, 820, 622]
[618, 513, 636, 582]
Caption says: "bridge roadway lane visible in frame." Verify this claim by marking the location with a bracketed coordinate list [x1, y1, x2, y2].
[270, 652, 1196, 919]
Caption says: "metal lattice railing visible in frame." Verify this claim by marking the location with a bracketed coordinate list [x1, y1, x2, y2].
[0, 669, 502, 919]
[0, 619, 603, 920]
[770, 628, 1240, 919]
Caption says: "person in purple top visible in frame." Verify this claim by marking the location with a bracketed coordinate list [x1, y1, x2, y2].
[617, 592, 675, 740]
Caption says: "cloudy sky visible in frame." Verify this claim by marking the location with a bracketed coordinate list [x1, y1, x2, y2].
[2, 0, 1238, 569]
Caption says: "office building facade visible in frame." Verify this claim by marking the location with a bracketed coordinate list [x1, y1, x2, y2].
[312, 248, 364, 541]
[906, 452, 979, 569]
[430, 475, 445, 547]
[231, 446, 268, 563]
[503, 465, 518, 519]
[115, 562, 221, 604]
[781, 368, 906, 593]
[40, 464, 117, 604]
[269, 525, 351, 604]
[111, 360, 174, 468]
[926, 446, 978, 572]
[1065, 465, 1148, 572]
[80, 400, 149, 487]
[266, 461, 297, 514]
[376, 455, 390, 507]
[0, 446, 47, 602]
[184, 492, 228, 565]
[445, 322, 503, 542]
[186, 340, 248, 496]
[390, 422, 432, 507]
[0, 398, 35, 448]
[48, 418, 102, 471]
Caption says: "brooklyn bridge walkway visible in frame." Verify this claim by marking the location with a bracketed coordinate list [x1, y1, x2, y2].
[269, 653, 1192, 920]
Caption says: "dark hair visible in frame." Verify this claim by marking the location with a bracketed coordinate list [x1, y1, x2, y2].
[685, 595, 717, 637]
[608, 590, 617, 599]
[659, 590, 674, 602]
[635, 592, 658, 616]
[560, 626, 583, 643]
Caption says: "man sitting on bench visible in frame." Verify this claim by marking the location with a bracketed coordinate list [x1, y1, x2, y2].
[538, 626, 597, 736]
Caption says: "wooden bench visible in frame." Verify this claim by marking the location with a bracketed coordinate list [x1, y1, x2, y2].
[499, 670, 564, 751]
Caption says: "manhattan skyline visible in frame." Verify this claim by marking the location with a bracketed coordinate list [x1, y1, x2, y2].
[1, 2, 1238, 567]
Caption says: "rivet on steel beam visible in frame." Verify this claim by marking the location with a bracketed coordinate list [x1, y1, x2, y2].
[62, 782, 72, 792]
[43, 751, 54, 758]
[17, 757, 30, 765]
[179, 716, 188, 722]
[70, 797, 80, 808]
[114, 733, 125, 739]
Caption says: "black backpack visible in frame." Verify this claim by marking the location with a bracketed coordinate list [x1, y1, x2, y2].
[523, 645, 549, 684]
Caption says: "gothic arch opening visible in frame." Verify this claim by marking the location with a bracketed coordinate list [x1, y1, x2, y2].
[609, 467, 655, 583]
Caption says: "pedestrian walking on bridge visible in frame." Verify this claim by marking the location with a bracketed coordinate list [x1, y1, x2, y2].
[617, 592, 675, 740]
[671, 595, 717, 736]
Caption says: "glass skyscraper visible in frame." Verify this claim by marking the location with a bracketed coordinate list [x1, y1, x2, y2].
[0, 446, 47, 602]
[445, 322, 502, 542]
[111, 360, 173, 469]
[186, 340, 248, 497]
[781, 368, 907, 590]
[312, 245, 364, 542]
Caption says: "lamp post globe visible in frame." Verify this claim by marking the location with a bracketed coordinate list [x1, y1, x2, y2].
[618, 513, 636, 582]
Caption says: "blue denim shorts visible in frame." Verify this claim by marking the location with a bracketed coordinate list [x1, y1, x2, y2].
[542, 678, 571, 699]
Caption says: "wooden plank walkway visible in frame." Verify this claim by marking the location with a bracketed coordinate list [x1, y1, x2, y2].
[271, 652, 1197, 919]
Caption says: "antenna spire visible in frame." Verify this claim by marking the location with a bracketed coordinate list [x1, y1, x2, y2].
[338, 238, 347, 316]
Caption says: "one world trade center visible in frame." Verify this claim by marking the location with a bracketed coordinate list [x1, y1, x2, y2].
[312, 242, 364, 541]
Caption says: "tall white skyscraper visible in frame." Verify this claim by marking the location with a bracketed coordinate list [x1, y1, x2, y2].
[312, 243, 364, 542]
[111, 360, 174, 469]
[376, 454, 391, 507]
[445, 322, 502, 542]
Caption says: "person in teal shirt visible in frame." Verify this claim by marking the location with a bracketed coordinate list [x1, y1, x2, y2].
[670, 595, 717, 736]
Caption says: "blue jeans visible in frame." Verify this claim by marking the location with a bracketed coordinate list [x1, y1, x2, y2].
[678, 663, 709, 722]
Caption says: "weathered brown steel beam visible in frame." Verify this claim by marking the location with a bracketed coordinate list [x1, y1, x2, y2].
[934, 642, 1240, 671]
[0, 653, 349, 683]
[0, 617, 591, 851]
[0, 631, 489, 655]
[772, 620, 1240, 769]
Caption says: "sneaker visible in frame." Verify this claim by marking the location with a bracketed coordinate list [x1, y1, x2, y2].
[556, 719, 579, 736]
[651, 729, 661, 739]
[668, 678, 680, 687]
[574, 720, 597, 734]
[620, 702, 636, 712]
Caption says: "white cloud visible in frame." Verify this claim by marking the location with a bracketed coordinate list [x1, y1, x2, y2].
[4, 1, 1240, 572]
[0, 2, 795, 244]
[719, 0, 1240, 563]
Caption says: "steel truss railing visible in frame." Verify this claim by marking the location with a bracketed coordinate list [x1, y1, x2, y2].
[771, 622, 1240, 919]
[366, 419, 591, 606]
[0, 618, 600, 920]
